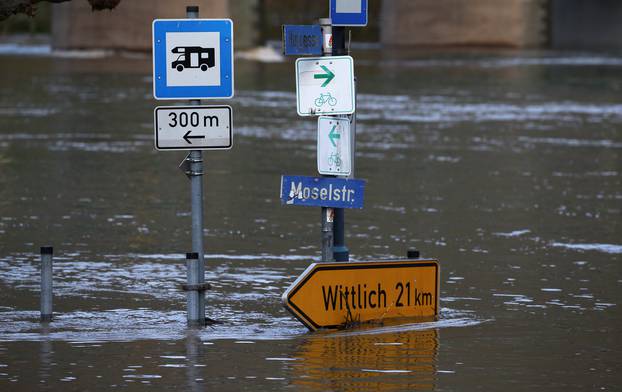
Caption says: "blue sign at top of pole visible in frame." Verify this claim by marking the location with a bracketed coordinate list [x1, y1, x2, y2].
[330, 0, 368, 27]
[152, 19, 234, 100]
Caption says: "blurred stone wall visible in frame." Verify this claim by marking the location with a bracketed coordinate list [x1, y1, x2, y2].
[380, 0, 548, 48]
[52, 0, 231, 51]
[551, 0, 622, 49]
[54, 0, 622, 51]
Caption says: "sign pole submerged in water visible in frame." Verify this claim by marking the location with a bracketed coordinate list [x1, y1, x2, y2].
[152, 5, 235, 326]
[280, 0, 440, 330]
[330, 16, 353, 262]
[186, 5, 206, 327]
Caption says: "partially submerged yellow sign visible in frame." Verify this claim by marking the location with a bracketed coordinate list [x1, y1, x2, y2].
[282, 259, 439, 330]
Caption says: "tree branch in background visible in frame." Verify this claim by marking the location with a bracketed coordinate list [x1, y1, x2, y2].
[0, 0, 121, 21]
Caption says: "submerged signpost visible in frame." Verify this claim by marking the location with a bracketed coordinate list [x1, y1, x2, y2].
[152, 7, 234, 326]
[280, 0, 440, 330]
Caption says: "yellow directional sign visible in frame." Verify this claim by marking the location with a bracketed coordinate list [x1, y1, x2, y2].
[282, 259, 439, 330]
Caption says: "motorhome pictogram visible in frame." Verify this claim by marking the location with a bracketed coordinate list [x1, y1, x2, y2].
[171, 46, 215, 72]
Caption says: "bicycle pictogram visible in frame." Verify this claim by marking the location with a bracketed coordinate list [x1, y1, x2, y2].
[314, 92, 338, 107]
[328, 152, 342, 167]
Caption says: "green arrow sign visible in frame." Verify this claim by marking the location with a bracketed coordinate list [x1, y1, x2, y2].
[329, 125, 340, 147]
[314, 65, 335, 87]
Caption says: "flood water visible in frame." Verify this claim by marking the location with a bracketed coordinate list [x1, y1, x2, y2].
[0, 45, 621, 390]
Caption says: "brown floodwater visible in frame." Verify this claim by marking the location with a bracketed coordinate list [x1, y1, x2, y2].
[0, 44, 620, 391]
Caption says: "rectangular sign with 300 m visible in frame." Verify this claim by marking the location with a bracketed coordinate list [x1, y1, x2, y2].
[154, 105, 232, 150]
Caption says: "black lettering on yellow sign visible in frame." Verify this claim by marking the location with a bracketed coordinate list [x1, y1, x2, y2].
[322, 283, 388, 311]
[322, 283, 433, 311]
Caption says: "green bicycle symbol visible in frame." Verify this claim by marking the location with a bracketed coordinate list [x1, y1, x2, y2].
[328, 152, 342, 167]
[314, 92, 338, 107]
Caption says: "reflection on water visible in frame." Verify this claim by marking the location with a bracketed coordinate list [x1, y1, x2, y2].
[293, 326, 438, 391]
[185, 329, 203, 392]
[38, 325, 53, 386]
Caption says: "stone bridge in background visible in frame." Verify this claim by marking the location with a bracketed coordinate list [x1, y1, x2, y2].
[51, 0, 622, 51]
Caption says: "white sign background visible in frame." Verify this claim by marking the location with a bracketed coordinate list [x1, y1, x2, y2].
[296, 56, 355, 116]
[317, 116, 351, 176]
[336, 0, 362, 13]
[165, 32, 221, 87]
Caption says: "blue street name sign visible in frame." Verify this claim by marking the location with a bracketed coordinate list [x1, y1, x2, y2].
[281, 175, 366, 209]
[330, 0, 368, 27]
[152, 19, 234, 100]
[282, 25, 323, 56]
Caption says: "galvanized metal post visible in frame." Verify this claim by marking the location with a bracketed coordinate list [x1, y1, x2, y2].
[40, 246, 53, 322]
[185, 252, 201, 324]
[331, 24, 351, 262]
[186, 5, 206, 325]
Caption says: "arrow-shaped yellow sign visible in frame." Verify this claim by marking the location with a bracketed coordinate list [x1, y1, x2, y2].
[282, 259, 439, 330]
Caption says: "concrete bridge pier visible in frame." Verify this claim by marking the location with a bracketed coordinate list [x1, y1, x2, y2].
[380, 0, 548, 48]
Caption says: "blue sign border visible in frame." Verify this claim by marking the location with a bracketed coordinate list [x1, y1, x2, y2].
[152, 19, 234, 100]
[281, 175, 366, 209]
[330, 0, 368, 27]
[282, 25, 323, 56]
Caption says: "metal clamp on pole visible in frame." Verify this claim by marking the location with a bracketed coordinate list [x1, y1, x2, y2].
[181, 283, 211, 292]
[185, 156, 203, 164]
[179, 153, 205, 178]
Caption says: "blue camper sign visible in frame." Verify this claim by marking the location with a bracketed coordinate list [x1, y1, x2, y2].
[152, 19, 234, 100]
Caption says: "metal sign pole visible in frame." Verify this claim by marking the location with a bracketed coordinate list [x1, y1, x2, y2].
[319, 18, 334, 262]
[331, 23, 350, 262]
[186, 5, 206, 326]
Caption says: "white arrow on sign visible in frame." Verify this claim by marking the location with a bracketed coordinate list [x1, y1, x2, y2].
[295, 55, 355, 116]
[317, 116, 351, 176]
[154, 105, 232, 151]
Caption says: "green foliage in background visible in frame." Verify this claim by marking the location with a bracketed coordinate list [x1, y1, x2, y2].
[0, 3, 51, 34]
